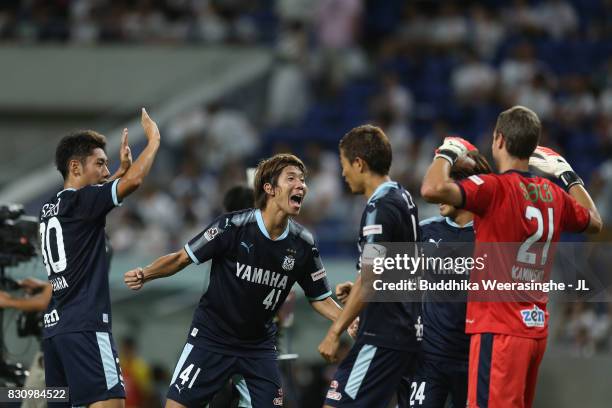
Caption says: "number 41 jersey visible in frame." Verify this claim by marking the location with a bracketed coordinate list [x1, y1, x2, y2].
[183, 208, 331, 357]
[39, 180, 122, 338]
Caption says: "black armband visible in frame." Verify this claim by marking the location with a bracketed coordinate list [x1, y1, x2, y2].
[559, 171, 583, 190]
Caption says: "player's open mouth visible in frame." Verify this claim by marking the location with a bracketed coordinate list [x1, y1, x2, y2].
[289, 194, 303, 209]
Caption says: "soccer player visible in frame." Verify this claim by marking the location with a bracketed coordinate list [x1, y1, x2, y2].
[420, 106, 602, 408]
[408, 151, 491, 408]
[40, 108, 161, 408]
[123, 153, 342, 408]
[318, 125, 421, 408]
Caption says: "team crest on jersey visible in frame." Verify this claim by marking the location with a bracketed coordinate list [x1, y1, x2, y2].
[273, 388, 283, 406]
[204, 227, 219, 241]
[282, 255, 295, 271]
[327, 380, 342, 401]
[520, 305, 545, 328]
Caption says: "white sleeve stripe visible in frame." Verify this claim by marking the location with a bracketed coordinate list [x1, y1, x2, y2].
[308, 290, 332, 301]
[111, 179, 122, 207]
[184, 243, 201, 265]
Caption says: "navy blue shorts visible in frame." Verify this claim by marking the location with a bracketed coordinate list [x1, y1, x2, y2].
[167, 341, 283, 408]
[324, 342, 417, 408]
[397, 354, 468, 408]
[43, 331, 125, 407]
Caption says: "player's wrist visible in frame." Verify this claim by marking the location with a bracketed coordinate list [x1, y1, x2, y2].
[434, 150, 458, 165]
[559, 170, 583, 191]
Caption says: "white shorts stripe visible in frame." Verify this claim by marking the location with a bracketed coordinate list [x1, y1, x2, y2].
[170, 343, 194, 385]
[96, 332, 119, 390]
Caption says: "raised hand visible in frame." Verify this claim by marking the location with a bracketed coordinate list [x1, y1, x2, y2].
[124, 268, 145, 291]
[435, 136, 477, 167]
[335, 281, 353, 305]
[529, 146, 582, 189]
[141, 108, 160, 143]
[118, 128, 132, 173]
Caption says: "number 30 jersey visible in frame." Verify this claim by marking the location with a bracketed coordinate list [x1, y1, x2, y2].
[183, 208, 331, 357]
[39, 180, 122, 338]
[457, 170, 590, 338]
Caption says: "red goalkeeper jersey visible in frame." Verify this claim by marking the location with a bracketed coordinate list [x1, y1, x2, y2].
[457, 170, 590, 338]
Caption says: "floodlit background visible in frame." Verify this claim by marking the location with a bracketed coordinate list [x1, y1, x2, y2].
[0, 0, 611, 407]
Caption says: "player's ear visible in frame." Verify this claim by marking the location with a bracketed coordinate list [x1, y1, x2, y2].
[263, 182, 275, 197]
[69, 159, 82, 178]
[355, 157, 367, 174]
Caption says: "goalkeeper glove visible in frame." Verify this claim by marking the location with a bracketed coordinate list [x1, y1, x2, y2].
[435, 136, 477, 165]
[529, 146, 583, 190]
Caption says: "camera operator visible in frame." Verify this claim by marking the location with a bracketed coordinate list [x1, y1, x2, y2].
[0, 277, 51, 408]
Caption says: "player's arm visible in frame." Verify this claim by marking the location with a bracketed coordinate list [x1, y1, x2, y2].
[0, 282, 52, 312]
[108, 128, 133, 182]
[124, 249, 192, 290]
[318, 274, 366, 362]
[310, 295, 342, 322]
[116, 108, 161, 200]
[529, 146, 603, 234]
[421, 137, 476, 206]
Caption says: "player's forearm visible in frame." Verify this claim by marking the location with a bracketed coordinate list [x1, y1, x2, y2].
[117, 139, 160, 198]
[328, 276, 365, 336]
[421, 158, 459, 205]
[568, 184, 603, 233]
[6, 294, 49, 312]
[311, 296, 342, 322]
[142, 250, 190, 283]
[108, 167, 128, 182]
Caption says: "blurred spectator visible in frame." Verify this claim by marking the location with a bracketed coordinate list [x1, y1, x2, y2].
[499, 42, 544, 96]
[120, 337, 154, 408]
[514, 73, 555, 120]
[469, 5, 505, 60]
[534, 0, 578, 40]
[267, 21, 310, 126]
[451, 50, 497, 104]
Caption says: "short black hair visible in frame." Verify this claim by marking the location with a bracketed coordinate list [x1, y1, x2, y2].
[223, 185, 255, 212]
[55, 130, 107, 180]
[339, 125, 392, 176]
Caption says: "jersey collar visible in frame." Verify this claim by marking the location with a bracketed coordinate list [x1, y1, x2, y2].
[56, 188, 76, 197]
[445, 217, 473, 229]
[502, 169, 533, 177]
[255, 209, 290, 241]
[367, 180, 397, 204]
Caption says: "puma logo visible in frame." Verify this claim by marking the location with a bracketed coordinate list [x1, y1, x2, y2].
[428, 238, 442, 248]
[241, 241, 254, 253]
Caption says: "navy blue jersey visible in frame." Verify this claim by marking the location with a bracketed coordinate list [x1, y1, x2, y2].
[357, 181, 421, 350]
[39, 180, 121, 338]
[184, 208, 331, 357]
[420, 216, 474, 361]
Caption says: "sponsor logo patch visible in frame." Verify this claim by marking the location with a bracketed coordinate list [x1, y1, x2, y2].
[468, 175, 484, 185]
[204, 227, 219, 241]
[520, 305, 545, 328]
[362, 224, 383, 236]
[311, 269, 326, 281]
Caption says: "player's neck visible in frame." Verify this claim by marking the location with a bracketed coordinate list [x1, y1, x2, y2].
[451, 210, 473, 227]
[64, 177, 86, 190]
[496, 155, 529, 174]
[363, 174, 392, 200]
[260, 205, 289, 240]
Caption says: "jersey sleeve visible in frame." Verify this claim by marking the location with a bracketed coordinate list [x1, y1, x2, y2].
[456, 174, 500, 216]
[76, 179, 122, 220]
[559, 190, 590, 233]
[362, 201, 402, 244]
[184, 214, 234, 265]
[297, 245, 332, 301]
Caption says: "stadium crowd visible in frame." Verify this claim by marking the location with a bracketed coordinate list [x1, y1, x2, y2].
[3, 1, 612, 406]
